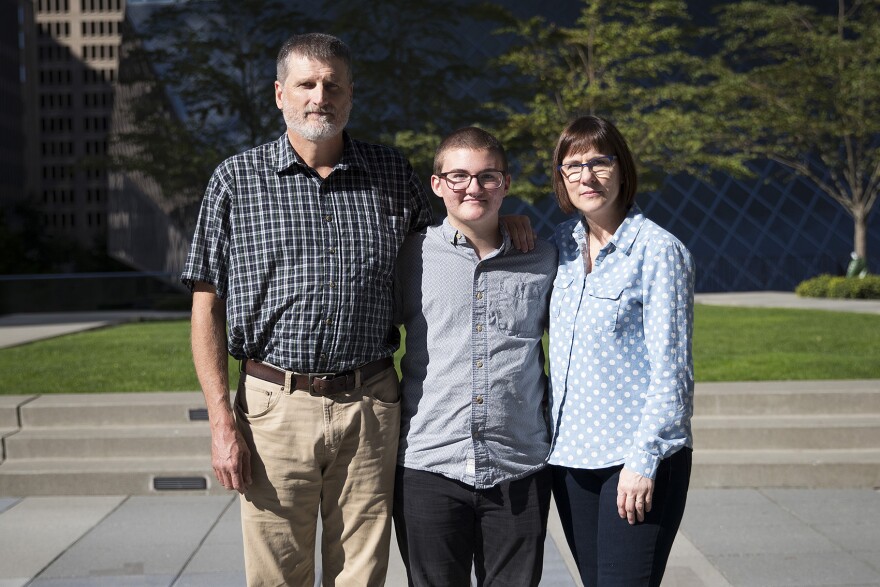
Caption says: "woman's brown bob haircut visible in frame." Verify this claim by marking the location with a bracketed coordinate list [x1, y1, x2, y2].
[551, 116, 638, 215]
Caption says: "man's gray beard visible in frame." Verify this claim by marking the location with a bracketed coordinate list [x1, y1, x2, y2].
[284, 104, 351, 142]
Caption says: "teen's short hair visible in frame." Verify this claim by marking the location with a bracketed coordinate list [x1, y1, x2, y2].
[434, 127, 508, 175]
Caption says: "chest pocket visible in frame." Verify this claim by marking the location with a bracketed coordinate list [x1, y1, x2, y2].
[494, 280, 546, 337]
[586, 283, 624, 333]
[551, 273, 576, 319]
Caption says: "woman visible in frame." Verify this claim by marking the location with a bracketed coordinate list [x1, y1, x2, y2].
[547, 116, 695, 586]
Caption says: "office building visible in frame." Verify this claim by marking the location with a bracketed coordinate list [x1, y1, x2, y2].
[0, 0, 25, 211]
[21, 0, 125, 246]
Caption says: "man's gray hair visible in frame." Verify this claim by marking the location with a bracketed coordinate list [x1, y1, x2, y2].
[277, 33, 352, 83]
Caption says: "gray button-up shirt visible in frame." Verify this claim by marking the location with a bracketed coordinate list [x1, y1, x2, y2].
[394, 219, 557, 488]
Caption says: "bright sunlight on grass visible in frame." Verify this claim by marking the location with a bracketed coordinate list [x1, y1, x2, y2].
[1, 305, 878, 394]
[693, 305, 880, 381]
[0, 321, 234, 394]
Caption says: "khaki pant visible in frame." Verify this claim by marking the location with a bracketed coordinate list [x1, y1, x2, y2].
[235, 365, 400, 586]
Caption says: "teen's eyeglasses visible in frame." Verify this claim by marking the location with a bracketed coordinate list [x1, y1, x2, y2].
[437, 170, 505, 190]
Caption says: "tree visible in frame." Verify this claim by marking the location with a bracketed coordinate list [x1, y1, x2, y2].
[113, 0, 502, 210]
[708, 0, 880, 262]
[489, 0, 749, 202]
[326, 0, 502, 182]
[328, 0, 481, 137]
[111, 0, 324, 210]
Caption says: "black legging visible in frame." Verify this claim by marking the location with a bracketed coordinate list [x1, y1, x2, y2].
[552, 448, 692, 586]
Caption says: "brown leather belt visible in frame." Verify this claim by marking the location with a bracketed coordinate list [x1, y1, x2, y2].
[242, 357, 393, 395]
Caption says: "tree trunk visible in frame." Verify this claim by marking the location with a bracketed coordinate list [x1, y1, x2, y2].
[853, 210, 867, 261]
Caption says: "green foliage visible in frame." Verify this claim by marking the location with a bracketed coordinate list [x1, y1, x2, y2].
[488, 0, 750, 202]
[796, 274, 880, 299]
[794, 274, 835, 298]
[110, 0, 880, 264]
[327, 0, 498, 147]
[114, 0, 505, 201]
[707, 0, 880, 259]
[136, 0, 317, 149]
[111, 0, 320, 207]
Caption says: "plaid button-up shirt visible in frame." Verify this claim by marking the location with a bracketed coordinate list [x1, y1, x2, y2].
[182, 132, 433, 373]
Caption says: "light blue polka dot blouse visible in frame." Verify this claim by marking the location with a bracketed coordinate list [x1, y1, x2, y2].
[548, 205, 695, 479]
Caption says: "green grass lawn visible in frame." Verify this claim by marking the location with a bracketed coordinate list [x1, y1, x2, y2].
[1, 304, 878, 394]
[694, 305, 880, 381]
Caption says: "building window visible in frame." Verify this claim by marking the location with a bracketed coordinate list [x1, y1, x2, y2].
[38, 0, 70, 13]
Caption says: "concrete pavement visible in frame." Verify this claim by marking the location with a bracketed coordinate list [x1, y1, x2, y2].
[694, 291, 880, 314]
[1, 488, 877, 586]
[1, 293, 879, 585]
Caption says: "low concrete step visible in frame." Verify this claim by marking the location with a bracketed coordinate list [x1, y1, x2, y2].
[691, 448, 880, 488]
[4, 424, 211, 459]
[19, 392, 210, 427]
[0, 456, 225, 496]
[0, 428, 17, 461]
[693, 414, 880, 450]
[0, 396, 35, 461]
[0, 396, 35, 428]
[2, 383, 878, 494]
[695, 380, 880, 416]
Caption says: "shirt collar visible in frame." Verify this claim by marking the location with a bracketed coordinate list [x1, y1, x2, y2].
[611, 204, 646, 255]
[571, 204, 646, 255]
[274, 131, 368, 174]
[440, 217, 511, 252]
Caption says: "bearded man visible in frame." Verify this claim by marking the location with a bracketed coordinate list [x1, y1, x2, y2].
[182, 33, 433, 586]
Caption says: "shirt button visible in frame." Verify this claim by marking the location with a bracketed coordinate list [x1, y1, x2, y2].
[472, 430, 479, 438]
[324, 214, 332, 222]
[328, 247, 336, 254]
[325, 318, 333, 325]
[321, 353, 328, 360]
[475, 395, 483, 404]
[475, 292, 483, 300]
[328, 281, 335, 288]
[475, 324, 483, 332]
[476, 360, 483, 368]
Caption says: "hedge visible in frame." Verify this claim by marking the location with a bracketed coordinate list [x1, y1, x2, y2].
[795, 274, 880, 299]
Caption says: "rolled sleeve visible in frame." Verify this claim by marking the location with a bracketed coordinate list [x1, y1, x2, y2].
[627, 242, 695, 478]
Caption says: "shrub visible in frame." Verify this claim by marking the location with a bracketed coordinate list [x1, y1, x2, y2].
[795, 274, 834, 297]
[796, 274, 880, 299]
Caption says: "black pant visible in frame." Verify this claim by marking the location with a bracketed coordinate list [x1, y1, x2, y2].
[393, 466, 552, 587]
[552, 448, 692, 587]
